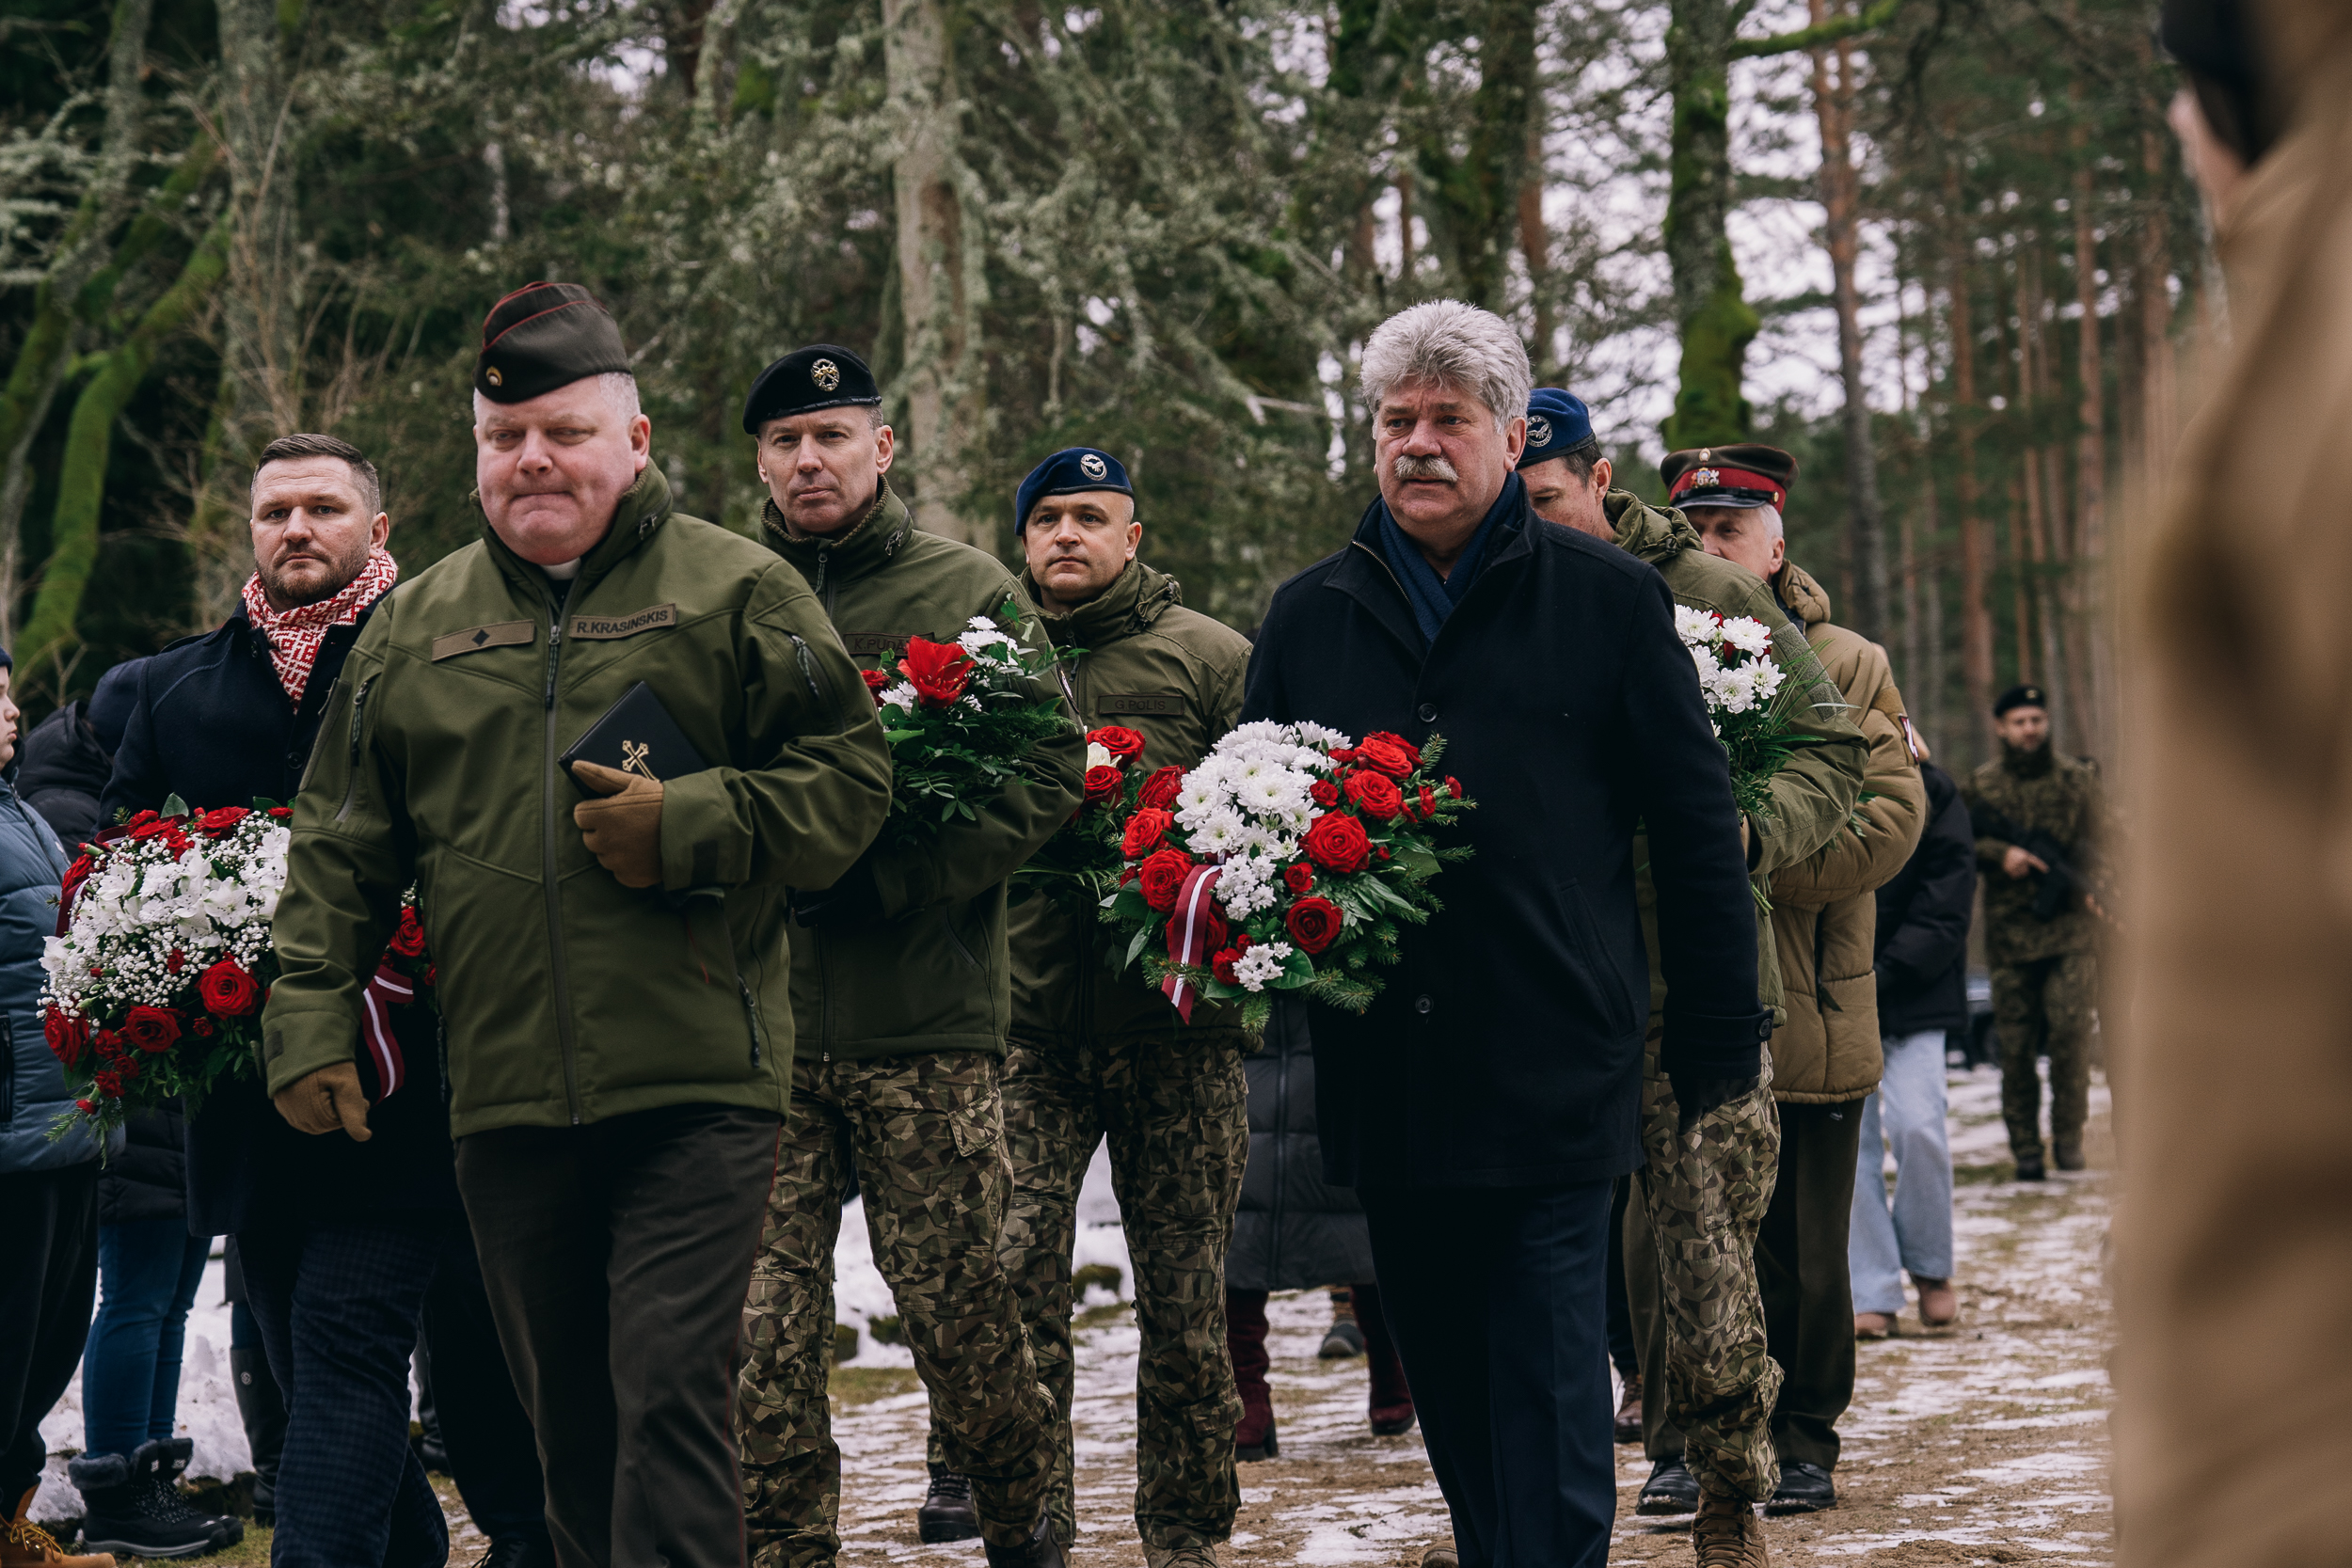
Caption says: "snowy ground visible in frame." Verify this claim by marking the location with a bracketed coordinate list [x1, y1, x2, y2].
[34, 1065, 2113, 1567]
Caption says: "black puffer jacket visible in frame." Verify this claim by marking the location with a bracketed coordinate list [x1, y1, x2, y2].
[19, 701, 110, 850]
[98, 1107, 188, 1225]
[1226, 998, 1374, 1292]
[1873, 761, 1976, 1038]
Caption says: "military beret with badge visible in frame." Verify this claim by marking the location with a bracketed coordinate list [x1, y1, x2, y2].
[474, 281, 632, 404]
[1660, 443, 1798, 513]
[741, 343, 882, 434]
[1994, 684, 2048, 718]
[1014, 447, 1133, 536]
[1517, 388, 1597, 470]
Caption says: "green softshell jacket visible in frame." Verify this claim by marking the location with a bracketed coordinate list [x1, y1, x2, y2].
[1963, 747, 2104, 966]
[760, 483, 1086, 1061]
[1611, 491, 1868, 1023]
[263, 464, 895, 1136]
[1010, 560, 1255, 1052]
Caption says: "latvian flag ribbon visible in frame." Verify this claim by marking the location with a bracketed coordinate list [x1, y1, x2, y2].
[1160, 863, 1225, 1023]
[358, 961, 415, 1100]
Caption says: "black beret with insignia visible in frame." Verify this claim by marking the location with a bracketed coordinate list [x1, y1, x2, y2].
[1659, 443, 1798, 512]
[1994, 684, 2048, 718]
[742, 344, 882, 435]
[474, 282, 631, 404]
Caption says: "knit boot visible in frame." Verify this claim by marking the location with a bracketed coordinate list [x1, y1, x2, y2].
[1226, 1290, 1277, 1460]
[3, 1488, 114, 1568]
[71, 1440, 242, 1559]
[1355, 1283, 1416, 1436]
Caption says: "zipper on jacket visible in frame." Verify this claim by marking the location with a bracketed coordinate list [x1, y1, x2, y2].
[787, 632, 839, 730]
[334, 678, 376, 824]
[739, 974, 766, 1068]
[539, 600, 584, 1123]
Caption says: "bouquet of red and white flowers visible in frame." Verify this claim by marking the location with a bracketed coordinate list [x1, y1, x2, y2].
[1101, 721, 1473, 1030]
[1015, 723, 1182, 911]
[41, 797, 433, 1142]
[1676, 606, 1803, 818]
[866, 602, 1079, 849]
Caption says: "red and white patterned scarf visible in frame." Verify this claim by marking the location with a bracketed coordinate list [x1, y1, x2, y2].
[240, 548, 401, 707]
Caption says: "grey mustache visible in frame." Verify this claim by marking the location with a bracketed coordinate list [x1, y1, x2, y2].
[1391, 454, 1459, 483]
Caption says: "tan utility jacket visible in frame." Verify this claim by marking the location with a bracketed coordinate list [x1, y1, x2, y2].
[1764, 562, 1926, 1102]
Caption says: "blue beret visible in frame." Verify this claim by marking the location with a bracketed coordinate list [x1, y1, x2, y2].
[1518, 388, 1596, 469]
[1014, 448, 1133, 535]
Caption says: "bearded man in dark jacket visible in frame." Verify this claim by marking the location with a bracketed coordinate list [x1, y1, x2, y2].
[1240, 301, 1769, 1568]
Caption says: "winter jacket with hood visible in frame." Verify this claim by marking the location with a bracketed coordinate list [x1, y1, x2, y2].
[1764, 562, 1927, 1103]
[0, 769, 83, 1174]
[1873, 760, 1974, 1039]
[1226, 997, 1374, 1292]
[264, 464, 895, 1137]
[1010, 559, 1253, 1052]
[760, 481, 1086, 1062]
[1243, 483, 1771, 1189]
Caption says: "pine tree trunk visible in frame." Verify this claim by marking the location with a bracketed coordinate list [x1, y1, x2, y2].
[1662, 0, 1759, 449]
[1947, 167, 1995, 763]
[1807, 8, 1887, 641]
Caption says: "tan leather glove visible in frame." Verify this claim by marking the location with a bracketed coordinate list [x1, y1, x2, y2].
[573, 761, 665, 889]
[274, 1060, 373, 1141]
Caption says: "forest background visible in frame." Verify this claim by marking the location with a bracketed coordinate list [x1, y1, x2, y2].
[0, 0, 2199, 773]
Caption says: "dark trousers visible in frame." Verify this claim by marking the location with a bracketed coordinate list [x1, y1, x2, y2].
[1604, 1178, 1637, 1379]
[0, 1164, 98, 1506]
[84, 1220, 213, 1458]
[419, 1232, 551, 1551]
[1360, 1180, 1614, 1568]
[457, 1103, 779, 1568]
[1757, 1101, 1865, 1471]
[238, 1210, 460, 1568]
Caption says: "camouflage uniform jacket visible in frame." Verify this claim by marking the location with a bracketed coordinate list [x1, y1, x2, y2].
[760, 483, 1087, 1062]
[1611, 492, 1867, 1023]
[1764, 562, 1928, 1102]
[265, 463, 894, 1136]
[1963, 747, 2103, 965]
[1011, 560, 1254, 1051]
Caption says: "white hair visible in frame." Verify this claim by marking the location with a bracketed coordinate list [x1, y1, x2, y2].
[1687, 502, 1783, 540]
[472, 371, 642, 424]
[1360, 300, 1533, 431]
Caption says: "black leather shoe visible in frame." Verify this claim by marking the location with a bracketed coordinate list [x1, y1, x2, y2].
[982, 1513, 1066, 1568]
[1636, 1458, 1700, 1515]
[917, 1465, 981, 1544]
[1766, 1459, 1837, 1515]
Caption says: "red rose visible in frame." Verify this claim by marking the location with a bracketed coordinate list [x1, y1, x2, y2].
[120, 1006, 182, 1054]
[75, 1099, 97, 1115]
[1343, 771, 1406, 820]
[267, 806, 292, 819]
[92, 1029, 126, 1065]
[1136, 847, 1195, 912]
[92, 1071, 122, 1100]
[897, 637, 974, 708]
[1445, 776, 1463, 800]
[1084, 766, 1125, 807]
[1281, 863, 1315, 895]
[861, 669, 891, 705]
[199, 958, 261, 1018]
[59, 853, 94, 903]
[1301, 812, 1371, 874]
[191, 1018, 215, 1037]
[1121, 808, 1174, 859]
[166, 949, 186, 975]
[1285, 896, 1343, 954]
[389, 906, 427, 958]
[1137, 767, 1184, 810]
[1211, 947, 1242, 984]
[1089, 726, 1147, 766]
[1418, 784, 1438, 817]
[128, 816, 176, 841]
[1310, 778, 1340, 808]
[1354, 732, 1420, 777]
[197, 806, 250, 836]
[124, 810, 159, 830]
[43, 1006, 88, 1068]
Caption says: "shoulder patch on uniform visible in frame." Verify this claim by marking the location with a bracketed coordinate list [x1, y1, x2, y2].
[569, 604, 677, 641]
[1096, 692, 1185, 717]
[839, 632, 912, 657]
[431, 621, 536, 662]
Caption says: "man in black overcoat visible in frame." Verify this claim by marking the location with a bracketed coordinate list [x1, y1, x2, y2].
[1241, 301, 1772, 1568]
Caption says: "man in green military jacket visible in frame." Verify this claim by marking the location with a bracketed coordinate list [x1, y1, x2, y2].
[1963, 685, 2104, 1180]
[731, 345, 1086, 1568]
[1520, 394, 1867, 1561]
[264, 284, 895, 1567]
[923, 448, 1255, 1568]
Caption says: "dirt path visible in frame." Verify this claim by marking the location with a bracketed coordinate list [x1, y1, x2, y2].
[820, 1064, 2114, 1567]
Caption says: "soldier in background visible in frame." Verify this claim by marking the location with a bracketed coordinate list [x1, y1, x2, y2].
[1961, 686, 2103, 1181]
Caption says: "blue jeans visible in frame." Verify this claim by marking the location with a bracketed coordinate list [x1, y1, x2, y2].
[1849, 1030, 1955, 1314]
[83, 1220, 212, 1458]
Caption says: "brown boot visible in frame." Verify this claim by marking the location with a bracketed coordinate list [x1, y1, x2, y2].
[1915, 1277, 1959, 1328]
[1613, 1372, 1645, 1444]
[3, 1490, 116, 1568]
[1692, 1491, 1767, 1567]
[1852, 1312, 1895, 1340]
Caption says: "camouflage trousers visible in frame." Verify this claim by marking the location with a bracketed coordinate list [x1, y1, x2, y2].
[1623, 1037, 1784, 1503]
[737, 1052, 1055, 1567]
[930, 1032, 1248, 1550]
[1991, 953, 2097, 1156]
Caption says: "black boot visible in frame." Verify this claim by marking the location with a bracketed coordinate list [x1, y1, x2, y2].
[2013, 1144, 2047, 1181]
[1766, 1459, 1838, 1515]
[228, 1343, 286, 1526]
[917, 1465, 980, 1544]
[982, 1513, 1066, 1568]
[71, 1438, 245, 1558]
[1635, 1458, 1699, 1516]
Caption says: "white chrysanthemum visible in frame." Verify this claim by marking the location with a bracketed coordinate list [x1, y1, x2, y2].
[1087, 741, 1113, 770]
[967, 615, 999, 632]
[1689, 645, 1724, 683]
[1173, 778, 1224, 822]
[1232, 941, 1294, 991]
[1295, 721, 1352, 752]
[1190, 811, 1248, 857]
[1234, 768, 1312, 821]
[1718, 615, 1772, 657]
[1708, 665, 1759, 716]
[1674, 605, 1722, 649]
[1216, 721, 1297, 756]
[879, 683, 918, 712]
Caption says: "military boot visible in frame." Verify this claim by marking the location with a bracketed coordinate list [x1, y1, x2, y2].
[2012, 1143, 2046, 1181]
[916, 1466, 979, 1544]
[3, 1489, 115, 1568]
[2052, 1136, 2085, 1172]
[1691, 1492, 1768, 1567]
[1143, 1545, 1221, 1568]
[980, 1514, 1065, 1568]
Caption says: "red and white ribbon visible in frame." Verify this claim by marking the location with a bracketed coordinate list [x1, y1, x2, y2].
[1160, 864, 1225, 1023]
[359, 962, 414, 1101]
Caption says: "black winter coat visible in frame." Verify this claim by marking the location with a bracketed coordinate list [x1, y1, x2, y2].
[1242, 490, 1770, 1190]
[19, 700, 112, 849]
[1872, 760, 1975, 1038]
[1227, 998, 1375, 1292]
[101, 605, 457, 1236]
[98, 1107, 188, 1225]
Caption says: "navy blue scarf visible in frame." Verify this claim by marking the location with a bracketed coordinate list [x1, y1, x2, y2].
[1375, 472, 1524, 644]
